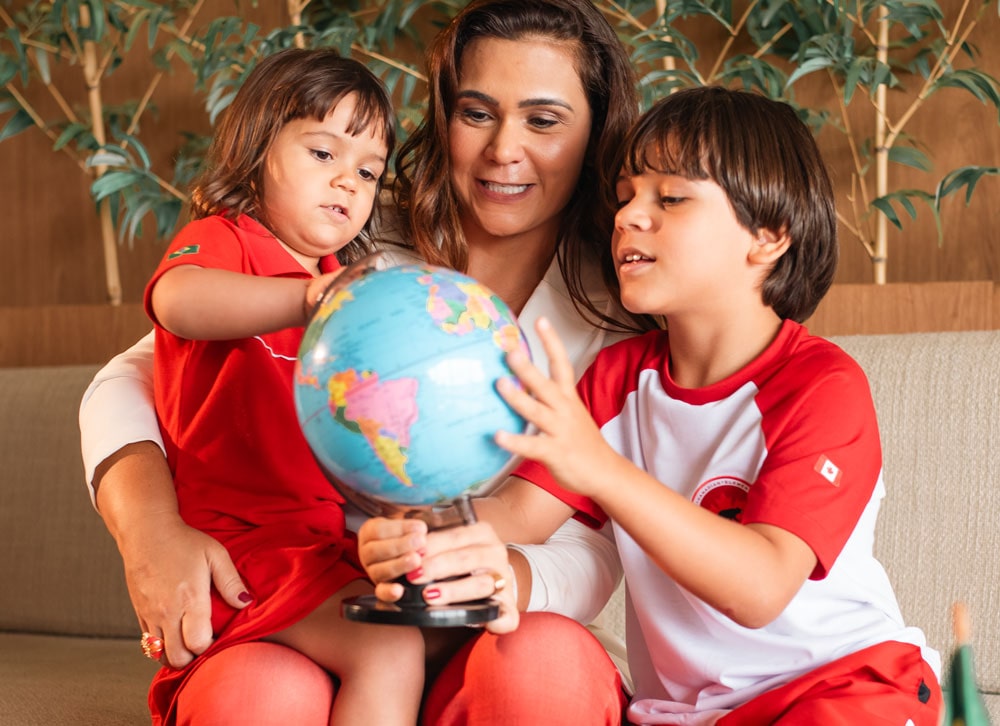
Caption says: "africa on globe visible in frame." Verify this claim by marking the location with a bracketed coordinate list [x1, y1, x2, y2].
[294, 260, 530, 512]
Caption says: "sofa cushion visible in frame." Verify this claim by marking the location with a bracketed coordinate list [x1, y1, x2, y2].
[0, 364, 138, 638]
[835, 331, 1000, 717]
[0, 632, 156, 725]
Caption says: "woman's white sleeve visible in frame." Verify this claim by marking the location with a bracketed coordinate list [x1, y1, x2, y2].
[79, 331, 163, 505]
[508, 518, 621, 624]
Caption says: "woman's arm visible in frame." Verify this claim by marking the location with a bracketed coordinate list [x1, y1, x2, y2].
[93, 441, 251, 668]
[508, 519, 620, 624]
[79, 331, 161, 505]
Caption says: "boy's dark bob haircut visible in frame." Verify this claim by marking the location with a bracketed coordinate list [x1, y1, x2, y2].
[618, 86, 838, 323]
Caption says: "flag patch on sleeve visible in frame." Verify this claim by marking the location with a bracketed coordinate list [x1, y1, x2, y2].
[168, 244, 200, 259]
[814, 455, 842, 486]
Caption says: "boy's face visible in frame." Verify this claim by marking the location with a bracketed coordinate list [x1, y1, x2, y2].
[260, 92, 388, 270]
[612, 170, 762, 318]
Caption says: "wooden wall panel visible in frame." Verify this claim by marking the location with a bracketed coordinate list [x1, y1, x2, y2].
[806, 282, 996, 337]
[2, 2, 997, 309]
[0, 304, 150, 368]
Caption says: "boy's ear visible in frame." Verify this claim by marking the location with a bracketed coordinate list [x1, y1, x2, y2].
[748, 227, 791, 265]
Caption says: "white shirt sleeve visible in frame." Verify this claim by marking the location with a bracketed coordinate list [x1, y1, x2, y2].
[509, 518, 621, 623]
[79, 330, 163, 506]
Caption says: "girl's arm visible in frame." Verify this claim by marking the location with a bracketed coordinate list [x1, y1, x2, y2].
[150, 266, 335, 340]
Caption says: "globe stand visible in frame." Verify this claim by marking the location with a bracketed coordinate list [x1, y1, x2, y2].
[341, 496, 501, 627]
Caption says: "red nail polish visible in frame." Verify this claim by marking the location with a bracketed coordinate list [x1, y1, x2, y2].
[423, 587, 441, 601]
[406, 567, 424, 583]
[238, 591, 253, 604]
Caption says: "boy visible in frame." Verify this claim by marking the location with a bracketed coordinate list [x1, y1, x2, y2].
[485, 86, 942, 724]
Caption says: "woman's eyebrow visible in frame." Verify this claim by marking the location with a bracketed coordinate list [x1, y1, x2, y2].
[455, 89, 572, 111]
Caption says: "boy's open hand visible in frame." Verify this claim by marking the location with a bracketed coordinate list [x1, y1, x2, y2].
[495, 317, 615, 497]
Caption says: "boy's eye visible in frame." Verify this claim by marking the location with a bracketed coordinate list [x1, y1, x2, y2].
[311, 149, 332, 162]
[660, 196, 684, 206]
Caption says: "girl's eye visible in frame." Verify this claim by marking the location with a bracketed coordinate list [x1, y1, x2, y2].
[660, 196, 684, 207]
[311, 149, 332, 162]
[358, 168, 377, 182]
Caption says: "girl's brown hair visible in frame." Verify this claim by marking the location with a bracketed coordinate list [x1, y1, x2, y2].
[618, 86, 838, 322]
[393, 0, 656, 333]
[192, 48, 396, 264]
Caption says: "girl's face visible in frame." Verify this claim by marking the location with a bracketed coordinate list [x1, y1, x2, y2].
[260, 92, 387, 272]
[612, 167, 761, 319]
[448, 37, 592, 251]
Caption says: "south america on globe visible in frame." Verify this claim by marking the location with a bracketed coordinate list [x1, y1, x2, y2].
[294, 262, 530, 511]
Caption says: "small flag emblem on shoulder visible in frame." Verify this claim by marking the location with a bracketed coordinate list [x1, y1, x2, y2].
[168, 244, 200, 259]
[814, 455, 842, 486]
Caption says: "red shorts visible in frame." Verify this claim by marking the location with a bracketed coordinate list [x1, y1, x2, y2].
[717, 640, 941, 725]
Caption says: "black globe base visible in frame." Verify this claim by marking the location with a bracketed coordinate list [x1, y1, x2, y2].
[341, 497, 501, 626]
[341, 593, 499, 627]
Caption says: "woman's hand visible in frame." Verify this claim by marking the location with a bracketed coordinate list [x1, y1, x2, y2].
[122, 516, 251, 669]
[357, 516, 520, 634]
[94, 441, 250, 669]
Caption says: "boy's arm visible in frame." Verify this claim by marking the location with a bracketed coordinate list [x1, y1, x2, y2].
[497, 317, 818, 629]
[150, 266, 336, 340]
[589, 457, 816, 628]
[474, 475, 577, 545]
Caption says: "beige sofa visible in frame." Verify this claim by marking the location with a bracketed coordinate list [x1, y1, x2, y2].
[2, 330, 998, 724]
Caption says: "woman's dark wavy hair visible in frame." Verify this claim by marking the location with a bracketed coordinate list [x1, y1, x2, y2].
[617, 86, 838, 322]
[191, 48, 396, 265]
[393, 0, 657, 333]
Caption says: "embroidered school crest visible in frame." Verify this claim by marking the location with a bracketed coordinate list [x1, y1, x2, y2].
[692, 476, 750, 522]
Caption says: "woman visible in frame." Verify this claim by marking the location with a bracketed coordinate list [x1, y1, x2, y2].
[80, 0, 656, 722]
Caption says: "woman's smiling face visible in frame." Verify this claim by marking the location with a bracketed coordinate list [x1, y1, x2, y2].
[448, 36, 592, 249]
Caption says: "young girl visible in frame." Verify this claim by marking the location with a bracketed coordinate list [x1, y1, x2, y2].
[141, 48, 423, 725]
[375, 86, 943, 724]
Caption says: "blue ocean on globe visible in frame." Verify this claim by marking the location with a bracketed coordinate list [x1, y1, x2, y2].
[294, 262, 530, 509]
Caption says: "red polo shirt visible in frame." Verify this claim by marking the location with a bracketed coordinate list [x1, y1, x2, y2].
[144, 214, 360, 724]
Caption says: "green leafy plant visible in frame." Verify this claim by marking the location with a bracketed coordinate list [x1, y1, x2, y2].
[0, 0, 440, 303]
[601, 0, 1000, 283]
[2, 0, 997, 302]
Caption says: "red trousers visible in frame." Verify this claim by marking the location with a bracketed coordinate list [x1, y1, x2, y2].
[717, 640, 941, 726]
[173, 612, 625, 725]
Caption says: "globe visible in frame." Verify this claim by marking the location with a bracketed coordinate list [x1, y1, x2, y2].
[294, 259, 531, 513]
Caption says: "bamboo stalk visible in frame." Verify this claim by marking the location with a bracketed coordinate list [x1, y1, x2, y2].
[124, 0, 206, 139]
[655, 0, 676, 75]
[287, 0, 308, 49]
[873, 7, 889, 285]
[79, 4, 122, 305]
[706, 0, 762, 83]
[829, 70, 876, 258]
